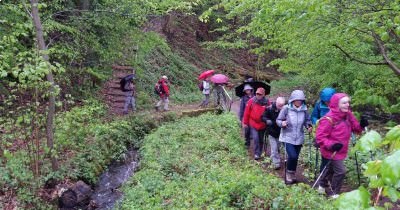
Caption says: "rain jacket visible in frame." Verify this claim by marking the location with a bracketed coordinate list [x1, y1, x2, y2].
[316, 93, 363, 160]
[202, 80, 211, 95]
[158, 78, 169, 98]
[311, 100, 330, 125]
[239, 94, 254, 122]
[262, 102, 281, 138]
[311, 88, 336, 124]
[243, 96, 269, 130]
[276, 90, 312, 145]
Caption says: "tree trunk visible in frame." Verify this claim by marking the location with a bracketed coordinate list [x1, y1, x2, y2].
[30, 0, 58, 171]
[79, 0, 90, 10]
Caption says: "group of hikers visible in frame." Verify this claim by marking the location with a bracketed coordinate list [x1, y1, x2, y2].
[121, 75, 170, 114]
[121, 72, 370, 198]
[238, 83, 369, 198]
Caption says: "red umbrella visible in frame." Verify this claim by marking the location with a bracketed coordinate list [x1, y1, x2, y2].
[198, 70, 215, 80]
[210, 74, 229, 84]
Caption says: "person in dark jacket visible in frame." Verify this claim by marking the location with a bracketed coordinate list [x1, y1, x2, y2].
[243, 87, 269, 160]
[262, 97, 286, 169]
[239, 84, 254, 147]
[122, 79, 136, 115]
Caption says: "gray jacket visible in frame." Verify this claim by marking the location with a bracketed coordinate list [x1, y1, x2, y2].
[276, 90, 311, 145]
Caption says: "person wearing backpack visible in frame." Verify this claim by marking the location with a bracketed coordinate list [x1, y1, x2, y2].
[122, 79, 136, 115]
[277, 90, 313, 184]
[239, 84, 254, 148]
[199, 76, 211, 107]
[154, 75, 170, 111]
[315, 93, 368, 198]
[242, 87, 269, 160]
[262, 97, 286, 170]
[311, 87, 336, 125]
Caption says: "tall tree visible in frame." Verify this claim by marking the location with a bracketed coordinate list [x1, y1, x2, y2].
[30, 0, 58, 171]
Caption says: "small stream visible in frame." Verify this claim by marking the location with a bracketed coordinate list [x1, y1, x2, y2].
[89, 149, 139, 209]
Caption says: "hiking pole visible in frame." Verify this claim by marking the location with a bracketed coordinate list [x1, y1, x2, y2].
[263, 132, 268, 158]
[308, 132, 312, 167]
[314, 145, 319, 181]
[312, 151, 337, 188]
[351, 133, 361, 187]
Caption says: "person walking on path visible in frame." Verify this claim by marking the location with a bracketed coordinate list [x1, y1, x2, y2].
[277, 90, 313, 184]
[262, 97, 286, 169]
[242, 87, 269, 160]
[311, 87, 336, 125]
[199, 76, 211, 107]
[122, 79, 136, 114]
[155, 75, 170, 111]
[315, 93, 368, 198]
[239, 84, 254, 148]
[212, 83, 227, 107]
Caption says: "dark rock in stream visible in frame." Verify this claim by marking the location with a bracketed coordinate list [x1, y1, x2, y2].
[89, 150, 139, 209]
[59, 180, 92, 209]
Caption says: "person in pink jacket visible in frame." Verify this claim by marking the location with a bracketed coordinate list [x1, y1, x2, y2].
[315, 93, 368, 198]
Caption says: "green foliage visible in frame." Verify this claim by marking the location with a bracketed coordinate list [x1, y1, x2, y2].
[122, 113, 333, 209]
[355, 131, 383, 153]
[202, 0, 400, 114]
[130, 31, 202, 106]
[337, 126, 400, 208]
[335, 187, 371, 210]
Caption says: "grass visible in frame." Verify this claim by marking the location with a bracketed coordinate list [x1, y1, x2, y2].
[121, 113, 334, 209]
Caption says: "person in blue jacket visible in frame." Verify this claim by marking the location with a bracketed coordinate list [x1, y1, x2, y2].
[311, 87, 336, 125]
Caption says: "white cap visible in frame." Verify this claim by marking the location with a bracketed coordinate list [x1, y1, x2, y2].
[162, 75, 168, 80]
[243, 84, 253, 92]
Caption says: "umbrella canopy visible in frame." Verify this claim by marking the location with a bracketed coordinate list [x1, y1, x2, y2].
[210, 74, 229, 84]
[198, 70, 215, 80]
[122, 74, 136, 81]
[235, 81, 271, 97]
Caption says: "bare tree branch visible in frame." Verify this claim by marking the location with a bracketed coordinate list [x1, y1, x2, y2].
[371, 31, 400, 76]
[333, 44, 388, 65]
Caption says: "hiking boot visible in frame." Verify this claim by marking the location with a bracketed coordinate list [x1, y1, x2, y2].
[317, 186, 326, 194]
[273, 164, 281, 170]
[285, 171, 295, 184]
[154, 106, 160, 111]
[254, 155, 261, 160]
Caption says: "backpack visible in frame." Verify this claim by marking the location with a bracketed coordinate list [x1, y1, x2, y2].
[120, 78, 132, 92]
[198, 82, 204, 91]
[154, 82, 164, 95]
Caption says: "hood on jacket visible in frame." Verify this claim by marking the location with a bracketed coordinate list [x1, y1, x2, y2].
[288, 90, 306, 104]
[329, 93, 348, 112]
[320, 87, 336, 102]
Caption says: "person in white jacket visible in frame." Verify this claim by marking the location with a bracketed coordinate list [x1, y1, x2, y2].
[200, 76, 211, 107]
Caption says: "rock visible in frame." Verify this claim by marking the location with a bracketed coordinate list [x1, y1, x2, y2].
[58, 180, 93, 209]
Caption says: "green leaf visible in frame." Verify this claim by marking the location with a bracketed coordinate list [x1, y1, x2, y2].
[335, 186, 371, 209]
[380, 150, 400, 187]
[382, 125, 400, 152]
[383, 187, 400, 202]
[363, 160, 381, 177]
[356, 130, 382, 153]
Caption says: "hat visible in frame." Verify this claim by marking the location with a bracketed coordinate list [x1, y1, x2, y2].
[162, 75, 168, 80]
[243, 84, 253, 92]
[255, 87, 265, 95]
